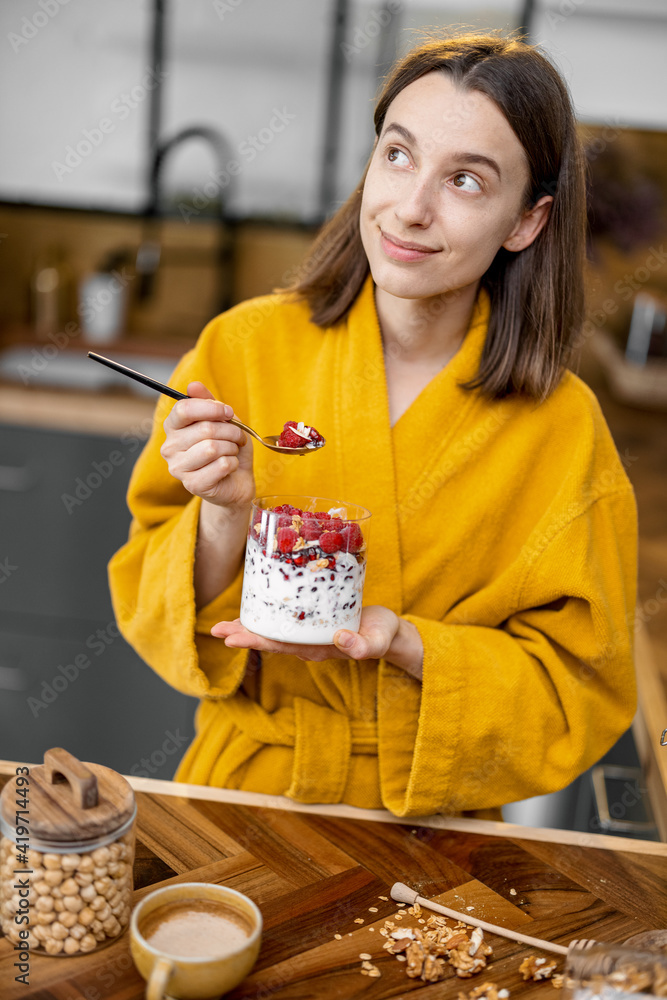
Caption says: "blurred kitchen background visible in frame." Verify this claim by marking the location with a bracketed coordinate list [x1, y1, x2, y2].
[0, 0, 666, 839]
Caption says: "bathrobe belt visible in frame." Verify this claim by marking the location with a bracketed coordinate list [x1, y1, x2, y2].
[212, 693, 378, 804]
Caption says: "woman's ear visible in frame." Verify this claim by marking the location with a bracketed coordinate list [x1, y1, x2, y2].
[502, 194, 553, 252]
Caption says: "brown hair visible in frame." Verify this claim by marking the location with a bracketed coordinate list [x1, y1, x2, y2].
[283, 33, 586, 400]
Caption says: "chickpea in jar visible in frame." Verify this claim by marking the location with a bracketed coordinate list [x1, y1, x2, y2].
[0, 832, 135, 955]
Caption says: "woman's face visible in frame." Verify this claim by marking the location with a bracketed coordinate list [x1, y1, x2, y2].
[360, 71, 545, 302]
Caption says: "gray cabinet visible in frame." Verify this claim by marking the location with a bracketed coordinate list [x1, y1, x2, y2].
[0, 422, 196, 778]
[0, 422, 143, 620]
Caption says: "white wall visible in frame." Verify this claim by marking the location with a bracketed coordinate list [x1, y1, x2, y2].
[1, 0, 151, 212]
[531, 0, 667, 130]
[0, 0, 331, 217]
[4, 0, 664, 219]
[0, 0, 523, 218]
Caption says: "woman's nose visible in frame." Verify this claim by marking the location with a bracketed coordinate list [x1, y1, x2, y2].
[394, 177, 434, 228]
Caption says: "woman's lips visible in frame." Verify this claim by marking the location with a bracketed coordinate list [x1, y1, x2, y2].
[380, 231, 439, 262]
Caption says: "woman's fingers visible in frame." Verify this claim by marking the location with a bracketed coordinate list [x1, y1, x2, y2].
[182, 456, 241, 498]
[161, 381, 247, 467]
[212, 620, 290, 646]
[333, 607, 400, 659]
[213, 608, 401, 661]
[164, 380, 236, 429]
[211, 620, 243, 638]
[170, 434, 243, 471]
[167, 419, 246, 454]
[186, 381, 215, 399]
[165, 396, 232, 431]
[159, 381, 255, 508]
[332, 630, 365, 656]
[211, 621, 344, 661]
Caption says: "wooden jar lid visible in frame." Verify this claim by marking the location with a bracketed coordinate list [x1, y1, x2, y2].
[0, 748, 135, 844]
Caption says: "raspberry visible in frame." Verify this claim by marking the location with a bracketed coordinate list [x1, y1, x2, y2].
[276, 420, 324, 449]
[276, 527, 298, 553]
[277, 514, 294, 529]
[277, 422, 310, 449]
[279, 426, 308, 448]
[313, 511, 331, 520]
[301, 522, 322, 541]
[302, 511, 318, 519]
[340, 523, 364, 552]
[319, 530, 343, 553]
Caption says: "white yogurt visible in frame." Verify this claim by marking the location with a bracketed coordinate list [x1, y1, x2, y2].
[240, 536, 366, 644]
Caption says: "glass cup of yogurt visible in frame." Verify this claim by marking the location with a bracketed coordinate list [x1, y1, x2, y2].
[240, 495, 371, 644]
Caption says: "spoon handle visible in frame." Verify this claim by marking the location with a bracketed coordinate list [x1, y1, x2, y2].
[87, 352, 188, 400]
[227, 416, 264, 444]
[88, 352, 267, 446]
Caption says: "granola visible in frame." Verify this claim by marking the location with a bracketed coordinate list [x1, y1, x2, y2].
[458, 982, 510, 1000]
[519, 956, 559, 981]
[359, 958, 381, 978]
[379, 911, 493, 983]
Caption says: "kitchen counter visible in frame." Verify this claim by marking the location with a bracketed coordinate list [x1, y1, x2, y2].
[0, 331, 192, 435]
[0, 382, 156, 438]
[1, 766, 666, 1000]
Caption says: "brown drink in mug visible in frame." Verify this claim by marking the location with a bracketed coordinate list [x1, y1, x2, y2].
[130, 883, 262, 999]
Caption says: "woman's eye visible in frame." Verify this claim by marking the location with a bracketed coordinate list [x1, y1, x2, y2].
[451, 172, 481, 192]
[387, 147, 410, 166]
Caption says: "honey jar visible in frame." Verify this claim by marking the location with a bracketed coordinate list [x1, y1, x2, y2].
[0, 747, 136, 955]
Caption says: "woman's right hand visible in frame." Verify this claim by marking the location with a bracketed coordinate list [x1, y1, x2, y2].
[160, 381, 255, 509]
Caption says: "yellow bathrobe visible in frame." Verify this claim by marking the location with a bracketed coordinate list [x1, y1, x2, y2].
[108, 276, 637, 817]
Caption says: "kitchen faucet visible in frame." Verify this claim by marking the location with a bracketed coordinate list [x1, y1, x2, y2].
[135, 124, 236, 312]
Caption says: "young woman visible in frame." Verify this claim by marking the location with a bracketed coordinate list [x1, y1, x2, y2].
[109, 33, 637, 819]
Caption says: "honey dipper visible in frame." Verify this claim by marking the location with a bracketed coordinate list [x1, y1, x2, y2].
[391, 882, 569, 955]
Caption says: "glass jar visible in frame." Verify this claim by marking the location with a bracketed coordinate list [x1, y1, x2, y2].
[240, 494, 371, 644]
[565, 942, 667, 1000]
[0, 748, 136, 956]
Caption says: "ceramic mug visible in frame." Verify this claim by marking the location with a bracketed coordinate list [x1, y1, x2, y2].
[78, 272, 128, 343]
[130, 882, 262, 1000]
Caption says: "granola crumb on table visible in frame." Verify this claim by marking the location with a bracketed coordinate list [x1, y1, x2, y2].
[377, 911, 494, 983]
[348, 899, 623, 994]
[359, 959, 381, 978]
[459, 982, 510, 1000]
[519, 956, 559, 981]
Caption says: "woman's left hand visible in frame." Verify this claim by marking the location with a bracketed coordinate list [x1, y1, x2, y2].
[211, 605, 401, 662]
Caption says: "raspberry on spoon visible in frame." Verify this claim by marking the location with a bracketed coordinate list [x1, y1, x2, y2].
[277, 420, 325, 450]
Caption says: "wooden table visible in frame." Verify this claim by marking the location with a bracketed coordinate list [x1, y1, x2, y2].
[1, 769, 667, 1000]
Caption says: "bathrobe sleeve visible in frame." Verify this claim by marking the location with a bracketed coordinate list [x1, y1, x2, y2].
[378, 486, 638, 817]
[108, 317, 251, 700]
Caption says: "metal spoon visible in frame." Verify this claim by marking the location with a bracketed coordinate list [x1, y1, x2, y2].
[87, 352, 325, 455]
